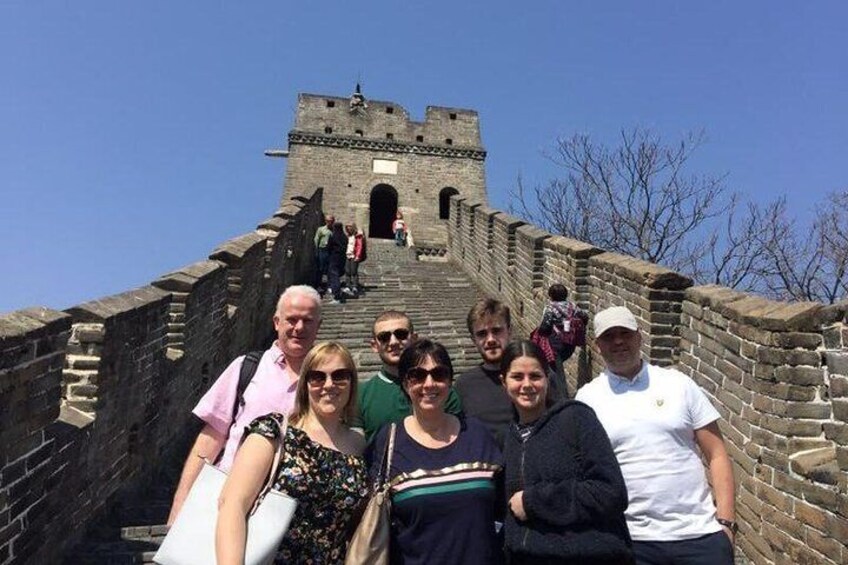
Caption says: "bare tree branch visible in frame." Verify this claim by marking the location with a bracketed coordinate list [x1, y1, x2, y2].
[510, 128, 847, 304]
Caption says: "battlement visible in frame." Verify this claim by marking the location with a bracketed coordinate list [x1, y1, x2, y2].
[294, 93, 483, 148]
[0, 190, 324, 563]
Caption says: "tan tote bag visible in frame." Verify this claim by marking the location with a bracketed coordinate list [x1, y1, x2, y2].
[345, 423, 397, 565]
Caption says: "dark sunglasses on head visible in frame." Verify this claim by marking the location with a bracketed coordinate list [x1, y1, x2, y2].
[375, 328, 411, 344]
[305, 368, 354, 386]
[405, 365, 452, 385]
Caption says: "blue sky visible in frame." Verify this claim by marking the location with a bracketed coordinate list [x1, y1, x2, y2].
[2, 1, 846, 313]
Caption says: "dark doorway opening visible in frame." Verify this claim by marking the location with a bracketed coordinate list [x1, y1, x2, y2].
[369, 184, 398, 239]
[439, 187, 459, 220]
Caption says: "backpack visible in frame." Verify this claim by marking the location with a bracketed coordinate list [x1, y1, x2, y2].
[551, 302, 587, 347]
[230, 350, 264, 426]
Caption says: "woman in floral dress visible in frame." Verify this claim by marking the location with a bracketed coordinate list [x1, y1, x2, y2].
[216, 341, 369, 564]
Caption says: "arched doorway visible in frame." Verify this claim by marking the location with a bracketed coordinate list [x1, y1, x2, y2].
[439, 187, 459, 219]
[369, 184, 398, 239]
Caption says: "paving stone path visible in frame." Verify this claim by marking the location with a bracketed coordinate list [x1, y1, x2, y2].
[65, 240, 484, 563]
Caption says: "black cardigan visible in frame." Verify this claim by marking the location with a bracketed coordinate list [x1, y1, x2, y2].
[503, 399, 632, 563]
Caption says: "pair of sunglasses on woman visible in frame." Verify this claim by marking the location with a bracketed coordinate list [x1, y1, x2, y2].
[404, 366, 452, 385]
[305, 369, 354, 386]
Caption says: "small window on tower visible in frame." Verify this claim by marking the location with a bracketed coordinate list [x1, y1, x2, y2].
[324, 127, 333, 134]
[386, 106, 394, 114]
[386, 133, 394, 140]
[326, 100, 335, 108]
[416, 135, 424, 142]
[445, 138, 453, 145]
[449, 113, 457, 120]
[355, 129, 364, 136]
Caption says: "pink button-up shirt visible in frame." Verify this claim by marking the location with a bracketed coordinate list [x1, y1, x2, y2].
[192, 342, 298, 472]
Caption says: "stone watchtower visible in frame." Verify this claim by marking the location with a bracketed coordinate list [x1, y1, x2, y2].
[279, 86, 488, 247]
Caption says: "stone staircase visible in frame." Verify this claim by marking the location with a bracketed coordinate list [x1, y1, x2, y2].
[64, 239, 484, 564]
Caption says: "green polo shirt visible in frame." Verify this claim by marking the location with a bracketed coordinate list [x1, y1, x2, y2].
[355, 370, 463, 440]
[314, 225, 332, 249]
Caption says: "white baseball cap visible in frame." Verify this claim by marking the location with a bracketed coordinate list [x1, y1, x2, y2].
[594, 306, 639, 338]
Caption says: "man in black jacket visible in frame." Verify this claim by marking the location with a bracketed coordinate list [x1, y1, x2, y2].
[456, 298, 564, 449]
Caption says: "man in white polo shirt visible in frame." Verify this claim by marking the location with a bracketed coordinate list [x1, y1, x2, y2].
[576, 306, 736, 565]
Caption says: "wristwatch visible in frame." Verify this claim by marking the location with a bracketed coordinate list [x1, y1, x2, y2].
[717, 518, 738, 534]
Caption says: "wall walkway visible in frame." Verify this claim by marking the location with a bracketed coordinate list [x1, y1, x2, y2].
[2, 187, 847, 564]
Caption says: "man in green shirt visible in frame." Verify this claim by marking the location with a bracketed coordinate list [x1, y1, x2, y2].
[313, 214, 334, 294]
[356, 310, 462, 439]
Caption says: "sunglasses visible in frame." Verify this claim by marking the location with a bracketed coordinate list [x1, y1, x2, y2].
[375, 328, 411, 344]
[305, 369, 354, 386]
[404, 365, 452, 385]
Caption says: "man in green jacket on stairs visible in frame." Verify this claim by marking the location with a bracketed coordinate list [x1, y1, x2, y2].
[355, 310, 462, 439]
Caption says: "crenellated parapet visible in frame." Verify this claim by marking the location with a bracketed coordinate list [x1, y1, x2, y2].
[0, 189, 324, 564]
[447, 193, 848, 565]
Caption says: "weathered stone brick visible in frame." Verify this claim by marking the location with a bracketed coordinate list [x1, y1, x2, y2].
[774, 332, 823, 349]
[744, 375, 817, 401]
[834, 399, 848, 422]
[715, 357, 746, 384]
[738, 530, 774, 563]
[681, 301, 702, 320]
[823, 422, 848, 443]
[739, 340, 758, 359]
[758, 480, 793, 512]
[801, 481, 842, 510]
[831, 375, 848, 398]
[753, 362, 777, 381]
[758, 346, 822, 366]
[786, 418, 823, 437]
[774, 366, 825, 386]
[805, 526, 845, 563]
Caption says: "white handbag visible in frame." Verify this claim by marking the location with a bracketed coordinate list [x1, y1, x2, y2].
[154, 415, 298, 565]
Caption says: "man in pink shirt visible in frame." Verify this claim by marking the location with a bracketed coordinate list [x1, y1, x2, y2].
[166, 284, 322, 525]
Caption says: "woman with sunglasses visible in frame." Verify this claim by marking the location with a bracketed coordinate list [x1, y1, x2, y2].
[366, 339, 503, 565]
[501, 341, 632, 565]
[217, 341, 368, 564]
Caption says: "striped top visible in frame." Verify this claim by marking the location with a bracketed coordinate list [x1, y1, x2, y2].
[368, 416, 504, 565]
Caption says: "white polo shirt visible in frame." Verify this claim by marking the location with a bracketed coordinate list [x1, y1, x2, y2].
[575, 362, 722, 541]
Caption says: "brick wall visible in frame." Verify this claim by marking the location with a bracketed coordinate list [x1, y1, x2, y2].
[0, 308, 71, 564]
[680, 288, 848, 564]
[447, 194, 848, 564]
[0, 189, 322, 563]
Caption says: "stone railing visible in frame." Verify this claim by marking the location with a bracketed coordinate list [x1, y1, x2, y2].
[447, 194, 848, 565]
[0, 189, 323, 564]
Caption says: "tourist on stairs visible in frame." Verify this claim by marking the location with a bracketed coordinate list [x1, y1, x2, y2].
[326, 222, 348, 304]
[342, 223, 363, 297]
[313, 214, 334, 296]
[366, 339, 503, 565]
